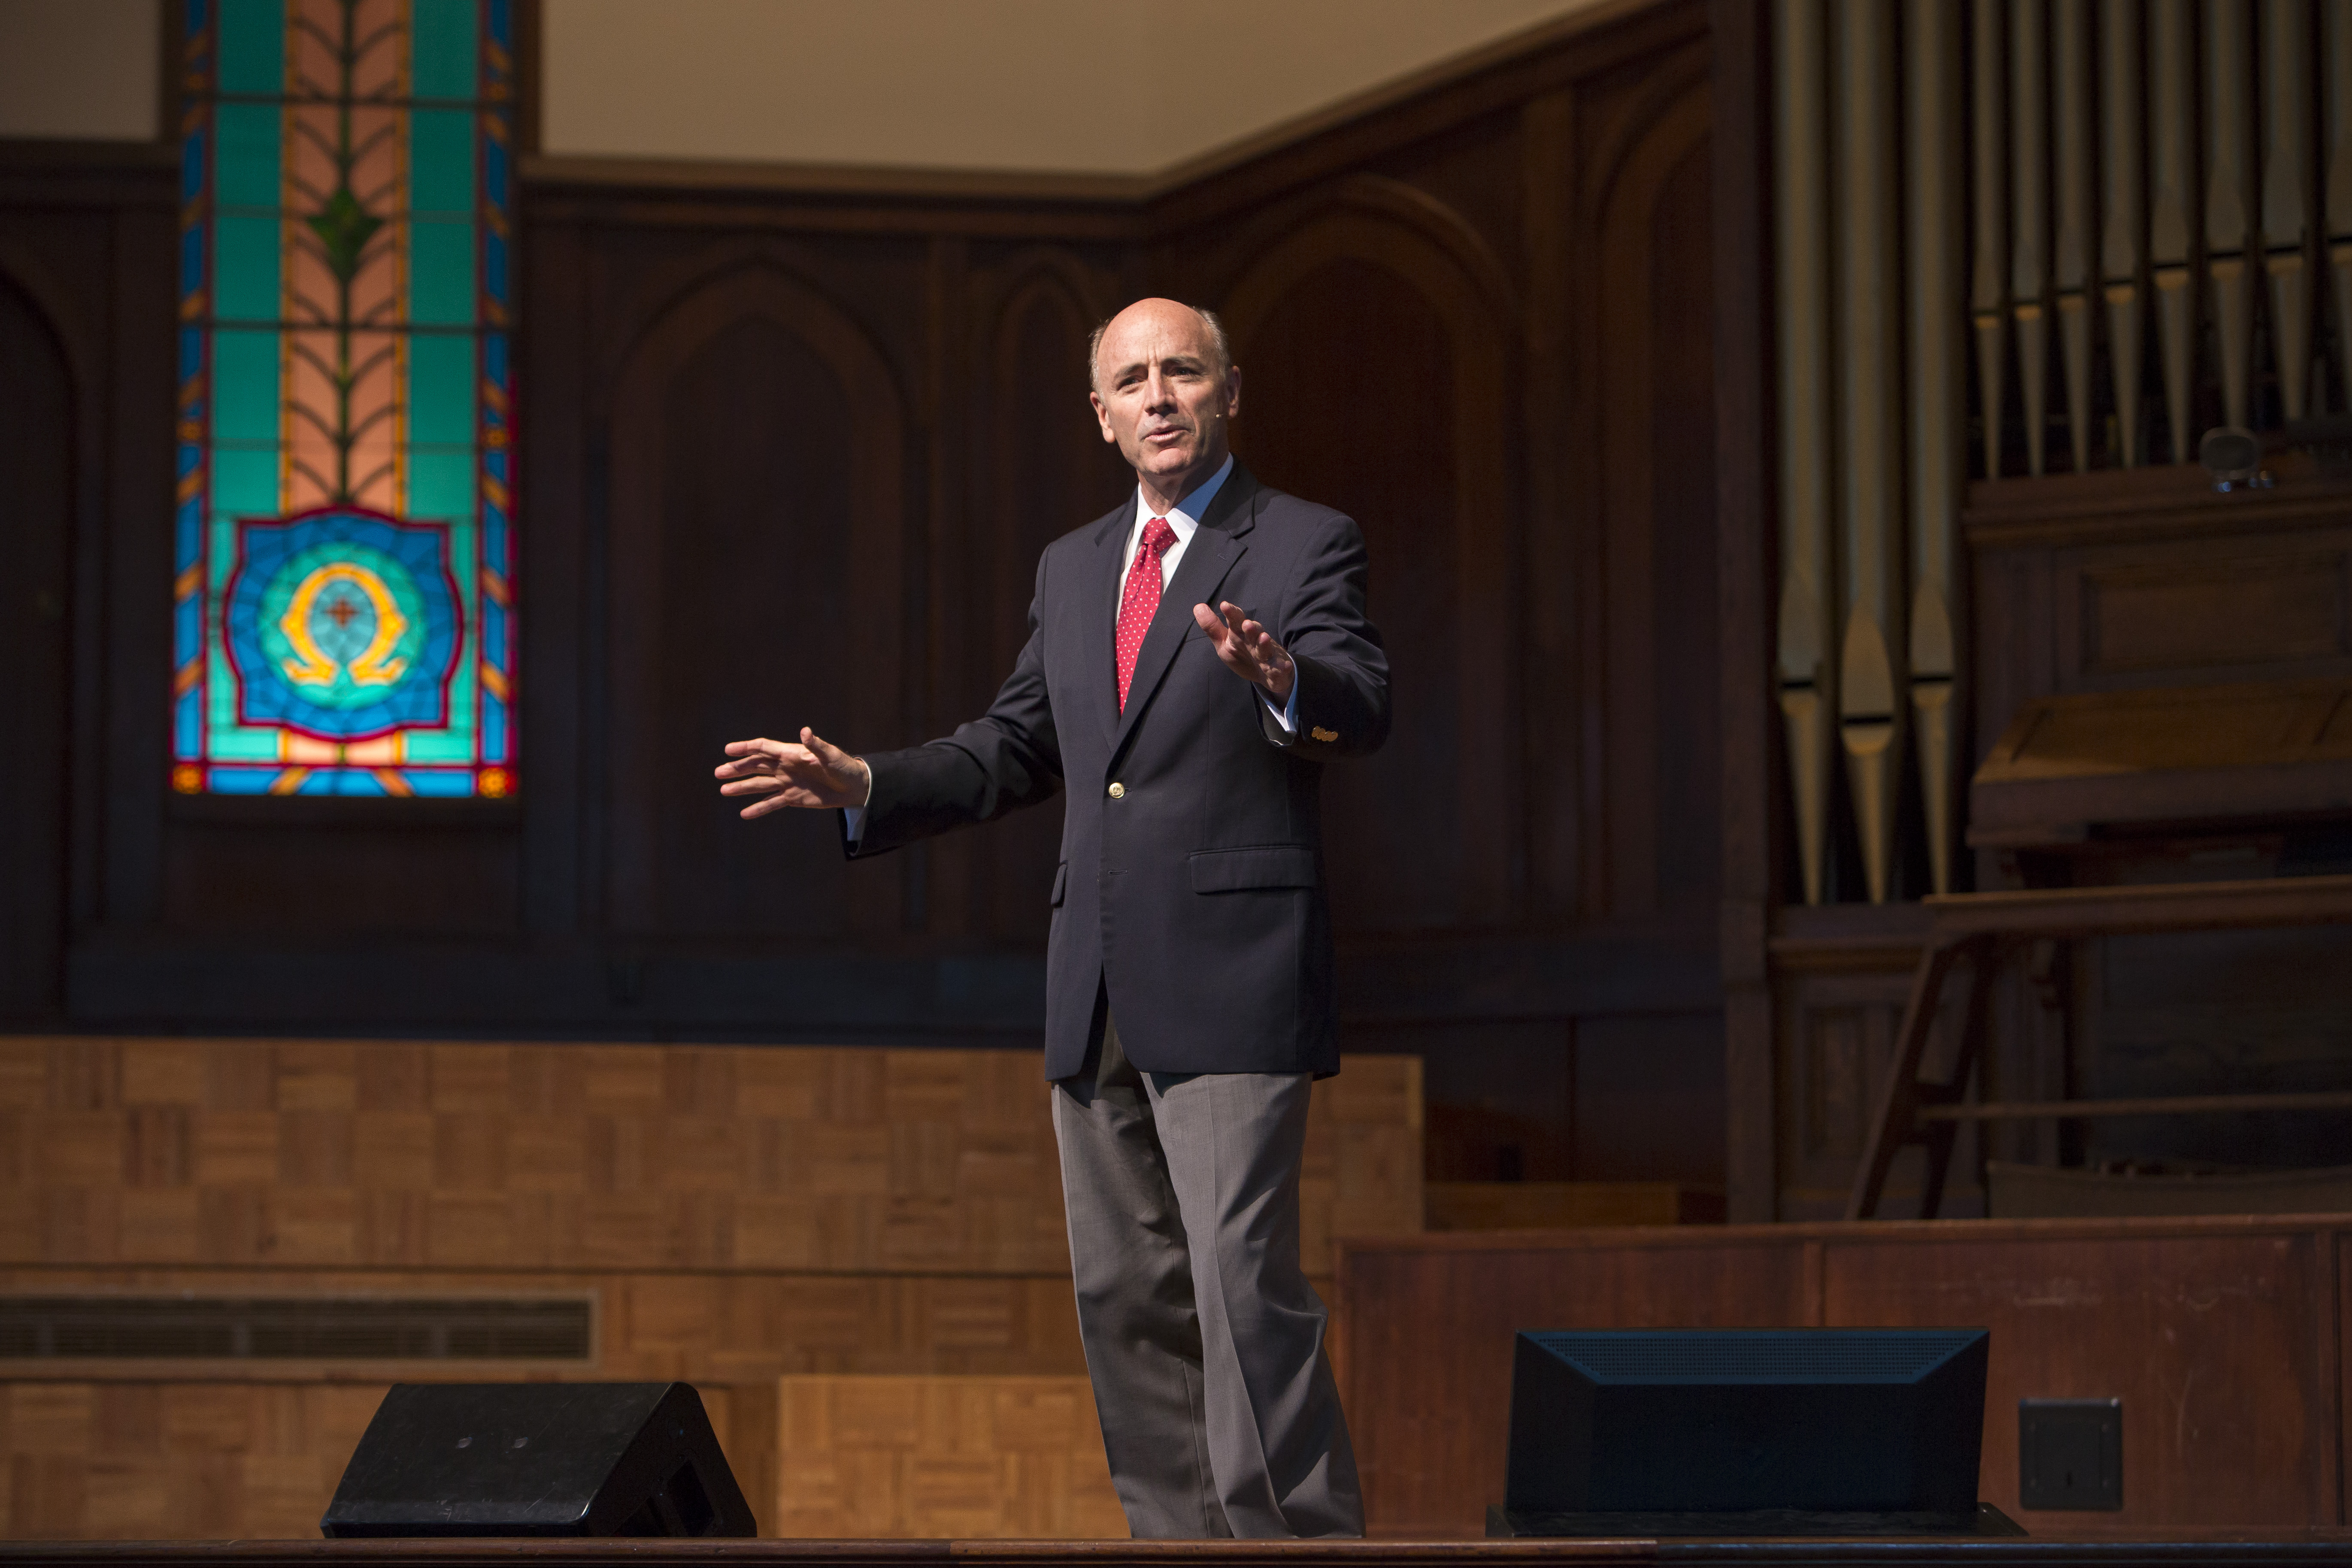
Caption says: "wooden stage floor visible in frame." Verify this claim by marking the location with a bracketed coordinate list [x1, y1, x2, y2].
[6, 1538, 2352, 1568]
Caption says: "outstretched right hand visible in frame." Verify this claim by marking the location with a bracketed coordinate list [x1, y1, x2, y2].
[714, 728, 871, 819]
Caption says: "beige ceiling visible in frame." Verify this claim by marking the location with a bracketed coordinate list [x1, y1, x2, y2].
[0, 0, 1623, 176]
[543, 0, 1617, 175]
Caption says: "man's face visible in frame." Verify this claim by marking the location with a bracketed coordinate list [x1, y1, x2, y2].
[1089, 299, 1242, 498]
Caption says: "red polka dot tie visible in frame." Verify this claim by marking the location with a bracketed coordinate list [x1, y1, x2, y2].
[1115, 517, 1177, 712]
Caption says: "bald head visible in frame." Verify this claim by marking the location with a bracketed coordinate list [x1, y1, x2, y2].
[1086, 297, 1243, 514]
[1088, 298, 1231, 397]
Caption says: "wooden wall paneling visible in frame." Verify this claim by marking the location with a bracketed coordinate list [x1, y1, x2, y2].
[1823, 1225, 2344, 1529]
[1592, 80, 1716, 920]
[773, 1375, 1123, 1539]
[516, 206, 590, 941]
[0, 148, 177, 986]
[0, 1038, 1419, 1276]
[1521, 87, 1582, 925]
[602, 254, 908, 946]
[2055, 532, 2352, 692]
[0, 1380, 390, 1540]
[1767, 905, 1937, 1219]
[1215, 181, 1521, 935]
[1572, 53, 1716, 924]
[2339, 1231, 2351, 1525]
[0, 249, 75, 1021]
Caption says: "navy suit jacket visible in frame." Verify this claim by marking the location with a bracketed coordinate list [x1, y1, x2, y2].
[848, 463, 1390, 1079]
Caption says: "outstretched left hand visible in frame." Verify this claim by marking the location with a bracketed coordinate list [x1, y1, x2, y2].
[1193, 599, 1295, 703]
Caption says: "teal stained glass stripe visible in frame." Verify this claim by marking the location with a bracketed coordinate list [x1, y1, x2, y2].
[216, 0, 285, 96]
[409, 220, 477, 325]
[405, 730, 476, 763]
[210, 449, 279, 522]
[411, 110, 476, 215]
[211, 330, 279, 442]
[407, 446, 475, 522]
[412, 0, 481, 102]
[213, 102, 280, 210]
[407, 330, 476, 446]
[213, 215, 280, 321]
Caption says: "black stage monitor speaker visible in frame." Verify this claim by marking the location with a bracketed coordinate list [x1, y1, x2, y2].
[1495, 1328, 2010, 1537]
[321, 1382, 757, 1538]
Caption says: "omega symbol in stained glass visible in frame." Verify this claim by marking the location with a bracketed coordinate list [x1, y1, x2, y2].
[225, 509, 461, 738]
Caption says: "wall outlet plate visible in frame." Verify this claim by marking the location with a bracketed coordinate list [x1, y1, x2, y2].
[2019, 1398, 2122, 1510]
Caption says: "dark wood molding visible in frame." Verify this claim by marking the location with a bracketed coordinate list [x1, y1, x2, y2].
[521, 152, 1152, 209]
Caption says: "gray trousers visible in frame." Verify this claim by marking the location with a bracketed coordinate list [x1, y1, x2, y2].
[1050, 1015, 1364, 1539]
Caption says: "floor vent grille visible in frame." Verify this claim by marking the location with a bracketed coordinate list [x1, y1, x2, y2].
[0, 1295, 595, 1362]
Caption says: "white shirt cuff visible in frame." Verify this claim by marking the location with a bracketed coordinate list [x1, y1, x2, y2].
[1261, 680, 1300, 734]
[841, 765, 873, 843]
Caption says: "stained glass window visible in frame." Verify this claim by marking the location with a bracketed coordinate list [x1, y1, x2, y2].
[174, 0, 517, 798]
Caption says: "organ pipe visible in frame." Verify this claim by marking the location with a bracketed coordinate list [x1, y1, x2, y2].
[1835, 0, 1905, 905]
[2330, 0, 2352, 412]
[1906, 0, 1965, 896]
[2263, 0, 2313, 421]
[2053, 0, 2095, 473]
[2011, 0, 2053, 476]
[1972, 0, 2009, 479]
[2206, 0, 2255, 433]
[2149, 0, 2197, 460]
[1773, 0, 1836, 906]
[2100, 0, 2145, 466]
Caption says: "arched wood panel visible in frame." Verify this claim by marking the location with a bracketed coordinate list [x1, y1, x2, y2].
[1592, 87, 1718, 921]
[964, 263, 1130, 944]
[605, 263, 907, 941]
[1219, 203, 1518, 936]
[0, 270, 74, 1018]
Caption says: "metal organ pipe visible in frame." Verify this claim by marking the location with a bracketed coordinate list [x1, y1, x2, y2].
[2011, 0, 2054, 476]
[1773, 0, 1837, 906]
[2100, 0, 2146, 467]
[1835, 0, 1906, 904]
[2053, 0, 2096, 473]
[2262, 0, 2313, 422]
[1973, 0, 2010, 479]
[2149, 0, 2197, 460]
[2329, 0, 2352, 409]
[1906, 0, 1966, 896]
[2206, 0, 2256, 434]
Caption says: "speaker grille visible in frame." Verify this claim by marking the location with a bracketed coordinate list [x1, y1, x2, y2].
[1531, 1329, 1979, 1383]
[0, 1296, 594, 1362]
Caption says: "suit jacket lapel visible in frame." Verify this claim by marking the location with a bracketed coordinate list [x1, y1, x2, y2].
[1081, 503, 1129, 748]
[1112, 464, 1259, 758]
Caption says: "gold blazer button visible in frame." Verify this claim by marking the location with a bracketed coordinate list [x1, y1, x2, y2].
[1107, 782, 1125, 799]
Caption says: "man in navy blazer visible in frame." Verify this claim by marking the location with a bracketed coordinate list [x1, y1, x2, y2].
[716, 298, 1389, 1538]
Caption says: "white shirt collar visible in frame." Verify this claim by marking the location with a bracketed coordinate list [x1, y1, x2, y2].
[1130, 454, 1234, 546]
